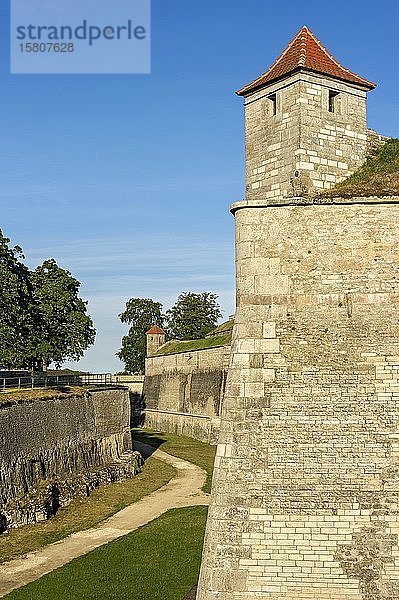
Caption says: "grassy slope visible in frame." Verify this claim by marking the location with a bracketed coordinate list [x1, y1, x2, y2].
[133, 428, 216, 494]
[4, 506, 208, 600]
[0, 457, 175, 564]
[0, 386, 87, 404]
[320, 138, 399, 198]
[155, 333, 231, 356]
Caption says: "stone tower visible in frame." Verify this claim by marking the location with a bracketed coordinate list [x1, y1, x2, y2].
[146, 325, 166, 357]
[197, 28, 399, 600]
[239, 26, 375, 199]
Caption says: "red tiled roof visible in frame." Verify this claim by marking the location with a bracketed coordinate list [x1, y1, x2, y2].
[146, 325, 165, 335]
[236, 26, 376, 96]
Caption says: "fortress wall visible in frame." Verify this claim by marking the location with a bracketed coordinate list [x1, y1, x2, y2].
[0, 388, 135, 512]
[197, 198, 399, 600]
[142, 346, 230, 443]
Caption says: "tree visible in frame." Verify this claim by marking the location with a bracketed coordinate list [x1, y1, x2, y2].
[165, 292, 222, 340]
[117, 298, 164, 374]
[0, 230, 39, 368]
[29, 259, 96, 369]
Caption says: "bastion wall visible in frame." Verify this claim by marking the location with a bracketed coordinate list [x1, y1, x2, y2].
[142, 346, 231, 443]
[197, 196, 399, 600]
[0, 388, 141, 529]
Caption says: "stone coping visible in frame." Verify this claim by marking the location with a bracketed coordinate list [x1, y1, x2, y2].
[145, 408, 216, 420]
[230, 195, 399, 213]
[149, 344, 229, 359]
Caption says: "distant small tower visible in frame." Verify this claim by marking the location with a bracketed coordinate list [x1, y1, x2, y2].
[237, 26, 376, 199]
[146, 325, 166, 357]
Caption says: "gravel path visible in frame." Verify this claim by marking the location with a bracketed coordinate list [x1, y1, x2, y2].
[0, 441, 209, 598]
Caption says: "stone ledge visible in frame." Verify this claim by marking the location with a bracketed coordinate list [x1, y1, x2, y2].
[231, 195, 399, 213]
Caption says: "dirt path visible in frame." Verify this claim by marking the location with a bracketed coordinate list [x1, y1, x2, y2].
[0, 441, 210, 598]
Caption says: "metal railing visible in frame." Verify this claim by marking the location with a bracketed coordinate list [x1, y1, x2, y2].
[0, 373, 113, 391]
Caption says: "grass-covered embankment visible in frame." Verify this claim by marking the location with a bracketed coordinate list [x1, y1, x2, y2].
[0, 386, 89, 404]
[154, 318, 234, 356]
[320, 138, 399, 198]
[155, 333, 231, 356]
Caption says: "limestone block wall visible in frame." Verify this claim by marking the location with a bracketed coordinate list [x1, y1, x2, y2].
[0, 388, 133, 508]
[143, 409, 220, 444]
[142, 346, 230, 442]
[197, 196, 399, 600]
[245, 72, 369, 199]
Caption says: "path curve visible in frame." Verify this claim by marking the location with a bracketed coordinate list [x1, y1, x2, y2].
[0, 441, 210, 598]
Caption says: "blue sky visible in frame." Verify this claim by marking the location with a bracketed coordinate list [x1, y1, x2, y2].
[1, 0, 398, 373]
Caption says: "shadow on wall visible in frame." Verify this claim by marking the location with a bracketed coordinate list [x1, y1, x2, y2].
[130, 391, 146, 429]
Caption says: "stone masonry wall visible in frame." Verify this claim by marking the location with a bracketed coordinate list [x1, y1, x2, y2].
[197, 197, 399, 600]
[0, 389, 134, 510]
[142, 346, 230, 443]
[245, 72, 369, 200]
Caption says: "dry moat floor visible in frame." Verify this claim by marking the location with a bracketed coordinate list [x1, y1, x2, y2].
[0, 430, 215, 600]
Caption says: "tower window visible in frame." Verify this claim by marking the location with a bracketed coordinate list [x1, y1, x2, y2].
[328, 90, 340, 113]
[268, 93, 277, 116]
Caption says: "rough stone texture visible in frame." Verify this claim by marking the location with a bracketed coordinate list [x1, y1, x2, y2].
[141, 347, 230, 443]
[143, 409, 220, 445]
[197, 198, 399, 600]
[111, 374, 144, 395]
[244, 71, 371, 200]
[0, 388, 135, 528]
[366, 128, 391, 156]
[2, 450, 143, 530]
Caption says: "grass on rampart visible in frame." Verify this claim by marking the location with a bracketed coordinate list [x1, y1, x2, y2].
[319, 138, 399, 198]
[154, 333, 231, 356]
[0, 457, 175, 565]
[133, 428, 216, 493]
[4, 506, 208, 600]
[0, 386, 88, 404]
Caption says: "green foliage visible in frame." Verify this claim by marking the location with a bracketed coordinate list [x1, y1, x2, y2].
[0, 231, 95, 370]
[116, 292, 223, 372]
[165, 292, 222, 340]
[0, 230, 39, 368]
[116, 298, 164, 374]
[30, 259, 96, 368]
[5, 506, 208, 600]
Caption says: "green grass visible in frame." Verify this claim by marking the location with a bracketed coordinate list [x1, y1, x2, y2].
[133, 428, 216, 494]
[155, 333, 231, 356]
[0, 457, 175, 565]
[206, 319, 234, 336]
[319, 138, 399, 198]
[5, 506, 208, 600]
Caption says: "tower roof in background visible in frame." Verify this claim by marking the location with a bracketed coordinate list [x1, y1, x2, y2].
[146, 325, 165, 335]
[236, 26, 376, 96]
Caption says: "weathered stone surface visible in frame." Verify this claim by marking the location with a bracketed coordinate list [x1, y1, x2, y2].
[141, 347, 230, 442]
[244, 71, 374, 200]
[197, 199, 399, 599]
[1, 450, 143, 530]
[0, 388, 138, 530]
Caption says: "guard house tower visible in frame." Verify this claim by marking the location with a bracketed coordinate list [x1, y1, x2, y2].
[197, 27, 399, 600]
[146, 325, 166, 357]
[238, 26, 375, 200]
